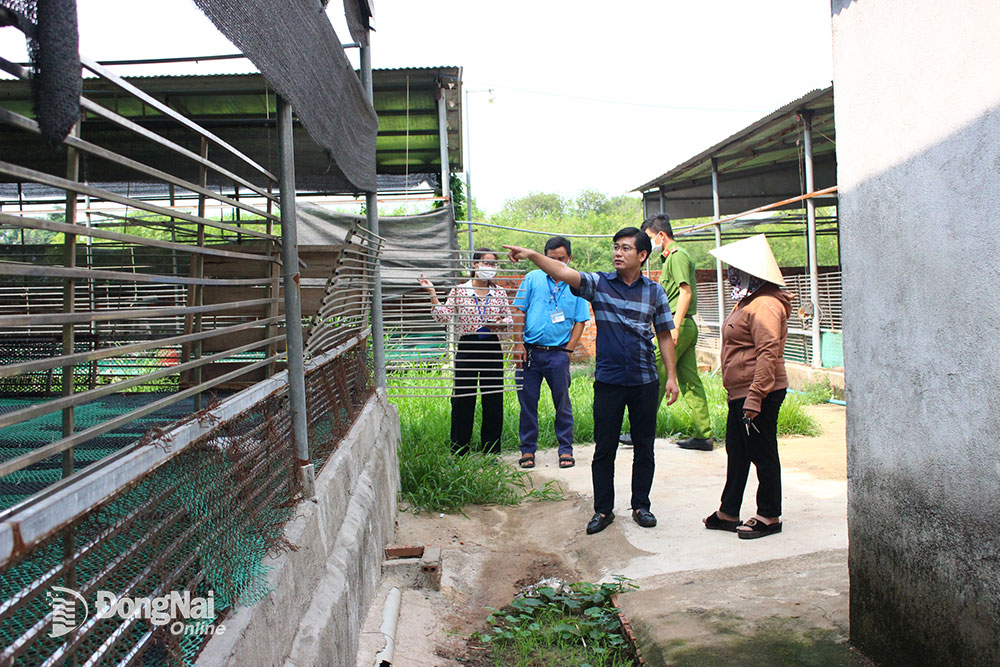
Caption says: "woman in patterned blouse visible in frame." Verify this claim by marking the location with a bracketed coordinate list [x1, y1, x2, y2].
[418, 248, 513, 454]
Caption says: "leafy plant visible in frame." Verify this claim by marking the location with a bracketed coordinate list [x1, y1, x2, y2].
[795, 377, 835, 404]
[474, 576, 640, 667]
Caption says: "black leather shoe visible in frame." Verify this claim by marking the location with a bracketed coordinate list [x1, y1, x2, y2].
[586, 511, 615, 534]
[618, 433, 633, 446]
[632, 508, 657, 528]
[677, 437, 714, 451]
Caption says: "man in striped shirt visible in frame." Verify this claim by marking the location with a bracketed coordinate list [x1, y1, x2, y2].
[504, 227, 679, 535]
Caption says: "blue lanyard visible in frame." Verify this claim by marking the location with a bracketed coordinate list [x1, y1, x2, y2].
[472, 289, 491, 319]
[548, 279, 565, 306]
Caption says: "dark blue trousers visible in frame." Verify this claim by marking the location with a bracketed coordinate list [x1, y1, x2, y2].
[516, 346, 574, 456]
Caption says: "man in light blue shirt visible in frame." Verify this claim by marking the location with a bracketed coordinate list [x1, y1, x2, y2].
[512, 237, 591, 470]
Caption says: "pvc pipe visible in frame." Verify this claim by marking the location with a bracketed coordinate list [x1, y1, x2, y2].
[374, 587, 402, 667]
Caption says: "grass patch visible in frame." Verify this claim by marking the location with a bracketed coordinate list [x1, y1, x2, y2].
[392, 368, 820, 453]
[794, 377, 836, 404]
[391, 367, 821, 511]
[397, 435, 563, 513]
[472, 577, 640, 667]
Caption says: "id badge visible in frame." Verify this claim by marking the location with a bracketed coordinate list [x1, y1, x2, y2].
[550, 309, 566, 324]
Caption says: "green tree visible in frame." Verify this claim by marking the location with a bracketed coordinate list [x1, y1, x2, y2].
[496, 192, 566, 222]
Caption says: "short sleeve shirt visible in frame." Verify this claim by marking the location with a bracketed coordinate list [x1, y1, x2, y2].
[512, 269, 591, 347]
[571, 271, 674, 386]
[660, 244, 698, 316]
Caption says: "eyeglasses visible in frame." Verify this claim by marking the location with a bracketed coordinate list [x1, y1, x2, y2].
[613, 244, 635, 253]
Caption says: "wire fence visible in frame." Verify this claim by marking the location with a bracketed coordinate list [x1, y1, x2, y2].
[390, 216, 845, 399]
[695, 270, 843, 366]
[0, 41, 379, 665]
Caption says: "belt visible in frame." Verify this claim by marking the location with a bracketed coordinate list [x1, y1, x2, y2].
[526, 343, 569, 352]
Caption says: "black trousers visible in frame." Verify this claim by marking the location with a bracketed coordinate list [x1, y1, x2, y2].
[720, 388, 786, 519]
[592, 380, 659, 515]
[451, 333, 503, 454]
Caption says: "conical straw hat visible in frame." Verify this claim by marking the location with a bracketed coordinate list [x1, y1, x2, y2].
[708, 234, 785, 287]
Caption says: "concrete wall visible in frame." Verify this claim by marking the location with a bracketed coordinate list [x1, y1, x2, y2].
[197, 391, 401, 667]
[831, 1, 1000, 664]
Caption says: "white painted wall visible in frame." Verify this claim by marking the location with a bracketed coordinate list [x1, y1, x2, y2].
[831, 1, 1000, 664]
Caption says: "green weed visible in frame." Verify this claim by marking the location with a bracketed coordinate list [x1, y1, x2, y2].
[474, 576, 640, 667]
[795, 377, 835, 404]
[397, 417, 563, 513]
[392, 369, 818, 451]
[473, 576, 638, 667]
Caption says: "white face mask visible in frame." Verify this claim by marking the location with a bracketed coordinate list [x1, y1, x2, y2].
[476, 267, 497, 281]
[650, 234, 665, 257]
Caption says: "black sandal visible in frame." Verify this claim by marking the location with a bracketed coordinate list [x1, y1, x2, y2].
[704, 512, 742, 532]
[559, 454, 575, 469]
[737, 517, 782, 539]
[518, 453, 535, 469]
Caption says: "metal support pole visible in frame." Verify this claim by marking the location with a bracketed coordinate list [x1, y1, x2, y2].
[463, 88, 475, 252]
[264, 183, 279, 378]
[802, 112, 822, 368]
[61, 121, 80, 591]
[61, 122, 80, 476]
[437, 88, 451, 205]
[361, 45, 386, 389]
[438, 87, 462, 259]
[277, 96, 315, 498]
[658, 187, 665, 214]
[193, 138, 208, 410]
[711, 158, 725, 352]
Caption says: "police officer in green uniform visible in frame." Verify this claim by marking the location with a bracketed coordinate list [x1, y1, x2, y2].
[621, 213, 713, 450]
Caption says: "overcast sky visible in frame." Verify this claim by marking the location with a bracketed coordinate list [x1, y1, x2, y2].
[0, 1, 833, 213]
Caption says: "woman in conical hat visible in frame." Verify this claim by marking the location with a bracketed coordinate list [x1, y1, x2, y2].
[702, 234, 793, 539]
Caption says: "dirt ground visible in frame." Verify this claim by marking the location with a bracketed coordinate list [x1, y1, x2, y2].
[356, 404, 867, 666]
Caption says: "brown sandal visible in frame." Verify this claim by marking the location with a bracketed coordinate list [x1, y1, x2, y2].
[518, 453, 535, 469]
[559, 454, 575, 468]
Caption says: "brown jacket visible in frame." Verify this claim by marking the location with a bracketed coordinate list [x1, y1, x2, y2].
[720, 284, 793, 413]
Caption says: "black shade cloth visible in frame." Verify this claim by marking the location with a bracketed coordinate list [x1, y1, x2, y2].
[0, 173, 439, 203]
[1, 0, 81, 146]
[342, 0, 374, 47]
[296, 202, 461, 299]
[193, 0, 377, 193]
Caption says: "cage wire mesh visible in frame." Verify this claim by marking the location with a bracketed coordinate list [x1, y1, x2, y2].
[384, 245, 531, 399]
[0, 29, 380, 663]
[0, 335, 376, 665]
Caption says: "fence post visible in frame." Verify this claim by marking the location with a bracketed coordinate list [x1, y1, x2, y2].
[802, 111, 822, 368]
[193, 138, 208, 410]
[711, 157, 725, 352]
[61, 120, 81, 590]
[463, 88, 475, 252]
[360, 46, 386, 389]
[277, 95, 315, 498]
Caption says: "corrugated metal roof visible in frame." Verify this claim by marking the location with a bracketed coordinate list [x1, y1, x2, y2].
[633, 86, 834, 193]
[0, 67, 464, 178]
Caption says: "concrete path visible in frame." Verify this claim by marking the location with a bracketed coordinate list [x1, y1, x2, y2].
[357, 404, 867, 666]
